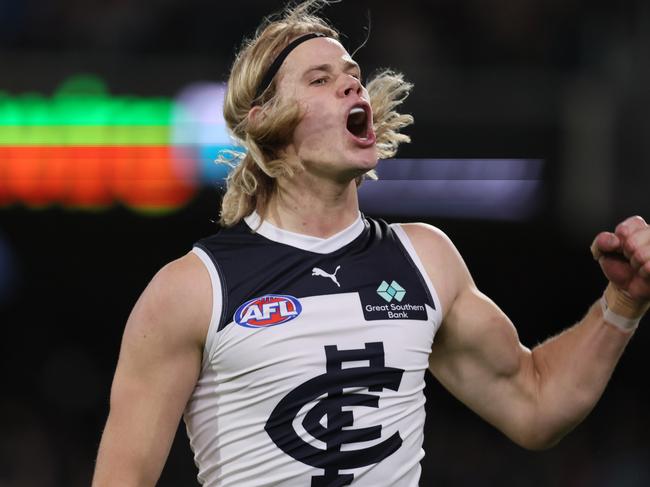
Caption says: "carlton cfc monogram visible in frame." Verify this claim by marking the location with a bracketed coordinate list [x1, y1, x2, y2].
[265, 342, 405, 486]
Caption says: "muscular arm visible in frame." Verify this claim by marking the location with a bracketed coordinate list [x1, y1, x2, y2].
[403, 220, 649, 450]
[92, 252, 211, 486]
[431, 282, 629, 450]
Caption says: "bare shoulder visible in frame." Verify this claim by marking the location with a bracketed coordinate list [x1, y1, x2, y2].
[397, 222, 469, 277]
[396, 222, 472, 316]
[398, 222, 454, 252]
[123, 251, 212, 351]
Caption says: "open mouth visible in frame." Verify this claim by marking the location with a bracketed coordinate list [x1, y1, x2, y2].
[346, 105, 371, 141]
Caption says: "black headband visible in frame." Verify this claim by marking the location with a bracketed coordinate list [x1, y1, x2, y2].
[253, 32, 328, 104]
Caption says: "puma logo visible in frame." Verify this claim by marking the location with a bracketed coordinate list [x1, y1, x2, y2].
[311, 265, 341, 287]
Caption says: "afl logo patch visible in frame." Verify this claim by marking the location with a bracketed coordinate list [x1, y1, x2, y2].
[234, 294, 302, 328]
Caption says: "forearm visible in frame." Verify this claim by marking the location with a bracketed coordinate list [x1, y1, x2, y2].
[92, 409, 171, 487]
[92, 365, 199, 486]
[529, 285, 645, 447]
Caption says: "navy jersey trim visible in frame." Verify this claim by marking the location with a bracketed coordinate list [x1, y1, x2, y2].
[194, 242, 230, 331]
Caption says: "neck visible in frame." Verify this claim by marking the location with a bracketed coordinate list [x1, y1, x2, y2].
[262, 170, 361, 239]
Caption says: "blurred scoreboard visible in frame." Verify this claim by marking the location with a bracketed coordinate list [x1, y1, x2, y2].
[0, 75, 542, 219]
[0, 75, 235, 213]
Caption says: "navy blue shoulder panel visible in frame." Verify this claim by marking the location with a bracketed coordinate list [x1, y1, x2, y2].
[194, 217, 435, 331]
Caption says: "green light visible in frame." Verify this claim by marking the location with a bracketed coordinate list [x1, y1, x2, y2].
[0, 94, 172, 126]
[0, 74, 173, 145]
[57, 74, 108, 96]
[0, 126, 169, 145]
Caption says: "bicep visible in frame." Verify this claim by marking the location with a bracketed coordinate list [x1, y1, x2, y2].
[400, 222, 541, 445]
[93, 254, 210, 486]
[103, 311, 202, 479]
[428, 284, 539, 445]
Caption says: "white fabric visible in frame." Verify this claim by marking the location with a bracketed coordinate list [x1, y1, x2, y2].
[244, 210, 365, 254]
[600, 295, 640, 332]
[184, 292, 437, 486]
[184, 219, 443, 486]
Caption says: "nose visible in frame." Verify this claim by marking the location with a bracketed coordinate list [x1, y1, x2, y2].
[337, 74, 362, 98]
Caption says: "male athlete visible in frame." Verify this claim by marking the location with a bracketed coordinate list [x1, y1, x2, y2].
[92, 1, 650, 486]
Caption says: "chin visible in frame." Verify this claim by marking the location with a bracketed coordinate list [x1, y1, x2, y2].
[344, 158, 378, 182]
[353, 151, 379, 171]
[302, 146, 378, 180]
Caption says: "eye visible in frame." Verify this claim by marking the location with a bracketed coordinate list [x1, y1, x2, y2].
[310, 77, 328, 86]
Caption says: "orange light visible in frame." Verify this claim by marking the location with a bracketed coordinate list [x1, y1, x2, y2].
[3, 148, 52, 208]
[115, 146, 196, 212]
[0, 146, 196, 212]
[0, 158, 10, 206]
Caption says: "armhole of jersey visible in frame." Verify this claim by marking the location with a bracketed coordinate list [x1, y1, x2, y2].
[390, 223, 444, 332]
[192, 246, 223, 370]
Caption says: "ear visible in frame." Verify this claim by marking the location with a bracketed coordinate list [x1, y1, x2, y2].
[248, 105, 265, 125]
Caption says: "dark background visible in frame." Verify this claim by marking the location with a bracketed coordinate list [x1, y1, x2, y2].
[1, 0, 649, 485]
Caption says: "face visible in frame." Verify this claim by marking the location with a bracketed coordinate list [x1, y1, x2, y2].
[273, 37, 377, 181]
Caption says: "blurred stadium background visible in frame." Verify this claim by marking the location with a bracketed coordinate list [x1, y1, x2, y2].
[1, 0, 649, 485]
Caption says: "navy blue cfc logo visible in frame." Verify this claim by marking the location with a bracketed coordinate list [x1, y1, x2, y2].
[234, 294, 302, 328]
[265, 342, 404, 486]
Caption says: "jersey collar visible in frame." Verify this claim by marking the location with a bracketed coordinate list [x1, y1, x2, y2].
[244, 211, 365, 254]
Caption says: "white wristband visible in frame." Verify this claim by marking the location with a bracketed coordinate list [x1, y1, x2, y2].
[600, 295, 640, 332]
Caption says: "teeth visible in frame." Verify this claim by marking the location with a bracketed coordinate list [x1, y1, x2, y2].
[347, 106, 369, 139]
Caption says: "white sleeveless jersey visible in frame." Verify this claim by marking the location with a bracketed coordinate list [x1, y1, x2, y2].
[184, 212, 443, 486]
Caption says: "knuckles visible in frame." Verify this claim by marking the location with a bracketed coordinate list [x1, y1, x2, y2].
[635, 247, 650, 265]
[624, 238, 639, 257]
[599, 217, 649, 274]
[617, 217, 649, 247]
[616, 215, 647, 238]
[629, 215, 647, 226]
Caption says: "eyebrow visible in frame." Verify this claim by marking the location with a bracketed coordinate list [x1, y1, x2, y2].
[302, 61, 361, 78]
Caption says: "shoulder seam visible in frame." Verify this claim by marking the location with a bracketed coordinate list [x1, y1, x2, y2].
[194, 243, 229, 332]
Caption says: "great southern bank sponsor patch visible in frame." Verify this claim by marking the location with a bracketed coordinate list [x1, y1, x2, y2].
[364, 302, 427, 320]
[234, 294, 302, 328]
[359, 280, 428, 321]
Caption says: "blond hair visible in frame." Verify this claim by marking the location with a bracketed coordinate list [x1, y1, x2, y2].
[219, 0, 414, 226]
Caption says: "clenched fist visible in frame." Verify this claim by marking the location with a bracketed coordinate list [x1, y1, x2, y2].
[591, 216, 650, 310]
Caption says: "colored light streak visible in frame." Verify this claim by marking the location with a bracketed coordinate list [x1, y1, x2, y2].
[0, 75, 172, 127]
[0, 75, 543, 220]
[359, 159, 543, 220]
[172, 82, 234, 185]
[0, 126, 170, 145]
[0, 75, 238, 213]
[0, 146, 196, 211]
